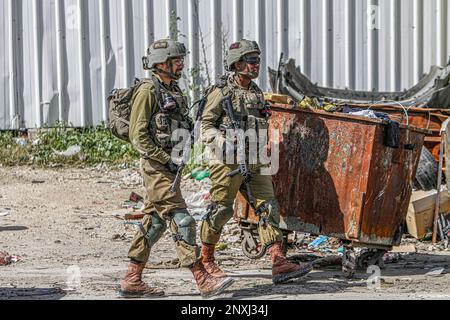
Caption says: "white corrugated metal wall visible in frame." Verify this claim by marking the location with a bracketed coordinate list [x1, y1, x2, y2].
[1, 0, 450, 129]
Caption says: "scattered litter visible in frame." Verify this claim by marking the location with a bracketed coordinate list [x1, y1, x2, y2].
[54, 145, 81, 157]
[308, 235, 328, 248]
[425, 268, 445, 277]
[121, 201, 142, 210]
[15, 138, 28, 147]
[225, 236, 240, 244]
[146, 258, 181, 269]
[112, 233, 127, 241]
[31, 180, 45, 184]
[390, 244, 417, 253]
[185, 189, 210, 217]
[191, 170, 210, 181]
[215, 243, 228, 251]
[343, 107, 390, 121]
[0, 251, 19, 266]
[0, 251, 12, 266]
[129, 192, 144, 204]
[383, 252, 402, 264]
[124, 213, 144, 220]
[438, 213, 450, 242]
[0, 211, 11, 217]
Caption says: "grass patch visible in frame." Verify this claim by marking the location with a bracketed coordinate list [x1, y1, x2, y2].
[0, 122, 139, 167]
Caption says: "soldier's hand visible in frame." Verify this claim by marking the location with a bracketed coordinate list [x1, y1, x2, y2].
[165, 159, 179, 174]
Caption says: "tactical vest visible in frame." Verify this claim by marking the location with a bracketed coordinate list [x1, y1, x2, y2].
[136, 76, 192, 153]
[219, 76, 269, 144]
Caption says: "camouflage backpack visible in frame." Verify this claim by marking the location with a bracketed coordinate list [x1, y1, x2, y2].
[107, 78, 157, 142]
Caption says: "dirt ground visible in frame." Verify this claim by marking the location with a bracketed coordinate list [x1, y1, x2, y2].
[1, 165, 449, 300]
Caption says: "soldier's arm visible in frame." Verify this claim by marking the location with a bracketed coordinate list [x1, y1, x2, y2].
[129, 85, 171, 165]
[200, 88, 226, 147]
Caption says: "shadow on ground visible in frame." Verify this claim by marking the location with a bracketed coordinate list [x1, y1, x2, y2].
[0, 287, 67, 300]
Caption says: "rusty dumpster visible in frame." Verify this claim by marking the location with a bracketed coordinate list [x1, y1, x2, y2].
[233, 104, 430, 275]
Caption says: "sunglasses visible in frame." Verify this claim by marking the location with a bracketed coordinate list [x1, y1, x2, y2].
[242, 56, 261, 65]
[171, 57, 185, 66]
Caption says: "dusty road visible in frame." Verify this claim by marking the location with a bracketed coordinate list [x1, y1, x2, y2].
[0, 166, 449, 300]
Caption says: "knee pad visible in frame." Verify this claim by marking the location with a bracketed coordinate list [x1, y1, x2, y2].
[143, 214, 168, 248]
[203, 202, 234, 232]
[169, 209, 197, 246]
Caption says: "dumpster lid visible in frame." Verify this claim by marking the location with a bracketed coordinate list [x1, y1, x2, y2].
[270, 103, 433, 135]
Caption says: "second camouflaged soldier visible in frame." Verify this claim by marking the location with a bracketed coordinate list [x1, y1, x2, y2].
[118, 39, 233, 298]
[199, 39, 313, 284]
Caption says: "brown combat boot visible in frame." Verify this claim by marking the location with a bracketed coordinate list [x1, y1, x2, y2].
[118, 261, 165, 298]
[201, 244, 227, 278]
[189, 260, 234, 298]
[268, 242, 313, 284]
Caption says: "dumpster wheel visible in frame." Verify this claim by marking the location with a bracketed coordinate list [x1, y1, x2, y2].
[342, 248, 357, 278]
[357, 249, 386, 270]
[240, 227, 267, 260]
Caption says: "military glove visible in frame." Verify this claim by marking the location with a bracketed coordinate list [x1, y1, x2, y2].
[165, 159, 179, 174]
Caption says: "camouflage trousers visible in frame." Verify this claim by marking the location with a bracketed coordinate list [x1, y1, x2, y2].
[200, 162, 283, 246]
[127, 158, 200, 267]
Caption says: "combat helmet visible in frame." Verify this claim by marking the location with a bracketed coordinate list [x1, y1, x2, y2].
[224, 39, 261, 72]
[142, 39, 187, 70]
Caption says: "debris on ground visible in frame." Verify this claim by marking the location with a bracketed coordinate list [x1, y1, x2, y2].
[146, 258, 181, 270]
[215, 243, 228, 251]
[0, 210, 11, 217]
[0, 251, 19, 266]
[185, 189, 210, 218]
[391, 244, 417, 253]
[425, 267, 446, 277]
[190, 169, 210, 181]
[307, 235, 328, 248]
[0, 251, 12, 266]
[54, 145, 81, 157]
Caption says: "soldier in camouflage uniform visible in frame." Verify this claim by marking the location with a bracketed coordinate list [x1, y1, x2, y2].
[199, 39, 313, 284]
[119, 39, 233, 298]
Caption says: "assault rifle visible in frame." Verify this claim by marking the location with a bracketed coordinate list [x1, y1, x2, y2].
[221, 96, 258, 212]
[170, 98, 207, 193]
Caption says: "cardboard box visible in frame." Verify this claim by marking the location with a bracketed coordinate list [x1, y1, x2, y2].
[406, 189, 450, 239]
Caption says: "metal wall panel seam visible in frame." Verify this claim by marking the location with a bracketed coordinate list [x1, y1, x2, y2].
[188, 0, 200, 101]
[389, 0, 401, 91]
[32, 0, 42, 128]
[55, 0, 65, 123]
[344, 0, 355, 89]
[77, 0, 87, 127]
[99, 0, 108, 121]
[233, 0, 243, 42]
[413, 0, 424, 85]
[144, 0, 154, 79]
[413, 0, 423, 84]
[255, 0, 266, 91]
[8, 0, 18, 129]
[300, 0, 311, 77]
[367, 0, 379, 91]
[166, 0, 176, 39]
[436, 0, 448, 66]
[211, 0, 222, 82]
[277, 0, 288, 60]
[322, 0, 333, 87]
[121, 0, 131, 87]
